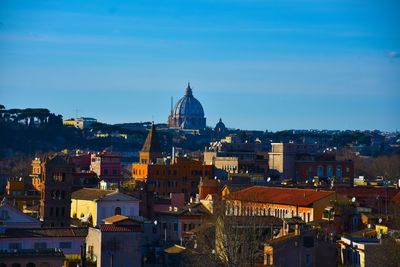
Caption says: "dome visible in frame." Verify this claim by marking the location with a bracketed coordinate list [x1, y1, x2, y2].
[168, 83, 206, 130]
[173, 83, 204, 117]
[214, 118, 227, 133]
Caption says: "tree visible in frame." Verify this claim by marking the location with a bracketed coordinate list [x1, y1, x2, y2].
[187, 199, 280, 267]
[368, 155, 400, 182]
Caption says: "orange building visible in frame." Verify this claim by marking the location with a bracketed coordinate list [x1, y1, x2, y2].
[4, 178, 40, 210]
[225, 186, 337, 223]
[132, 125, 213, 199]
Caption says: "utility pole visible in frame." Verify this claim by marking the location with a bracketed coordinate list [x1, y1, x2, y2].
[80, 242, 87, 267]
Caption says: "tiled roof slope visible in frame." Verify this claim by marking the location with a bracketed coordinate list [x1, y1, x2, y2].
[229, 186, 334, 206]
[71, 188, 114, 200]
[141, 124, 161, 152]
[103, 215, 129, 224]
[1, 228, 88, 238]
[99, 224, 140, 232]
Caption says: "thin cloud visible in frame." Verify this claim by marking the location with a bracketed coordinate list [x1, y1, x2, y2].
[387, 51, 400, 59]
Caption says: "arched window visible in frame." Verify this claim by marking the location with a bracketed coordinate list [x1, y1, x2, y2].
[336, 165, 342, 179]
[317, 166, 324, 177]
[114, 207, 121, 215]
[326, 166, 333, 177]
[26, 263, 36, 267]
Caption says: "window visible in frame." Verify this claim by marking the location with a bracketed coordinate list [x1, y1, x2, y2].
[34, 242, 47, 249]
[303, 236, 314, 248]
[317, 166, 324, 177]
[305, 254, 312, 266]
[115, 207, 121, 215]
[174, 223, 178, 231]
[336, 165, 342, 179]
[327, 166, 333, 177]
[52, 172, 65, 182]
[50, 207, 53, 216]
[26, 263, 36, 267]
[61, 207, 65, 216]
[266, 254, 271, 266]
[9, 243, 22, 250]
[112, 169, 117, 175]
[59, 242, 72, 249]
[56, 207, 59, 216]
[103, 169, 109, 175]
[61, 191, 65, 199]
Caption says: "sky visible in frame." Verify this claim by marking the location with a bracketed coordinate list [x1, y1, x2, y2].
[0, 0, 399, 131]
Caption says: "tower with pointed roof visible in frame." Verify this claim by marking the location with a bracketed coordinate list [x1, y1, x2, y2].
[139, 124, 163, 164]
[168, 83, 206, 130]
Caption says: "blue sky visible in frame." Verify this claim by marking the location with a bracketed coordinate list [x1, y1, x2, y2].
[0, 0, 399, 131]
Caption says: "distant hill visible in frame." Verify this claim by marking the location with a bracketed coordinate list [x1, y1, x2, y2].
[0, 105, 147, 157]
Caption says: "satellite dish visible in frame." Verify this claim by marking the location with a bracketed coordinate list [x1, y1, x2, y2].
[378, 218, 382, 224]
[267, 177, 271, 182]
[351, 197, 356, 203]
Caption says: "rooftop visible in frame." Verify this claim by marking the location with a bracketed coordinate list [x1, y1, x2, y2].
[0, 227, 88, 238]
[71, 188, 114, 200]
[164, 244, 186, 254]
[141, 124, 161, 152]
[157, 202, 210, 217]
[228, 186, 335, 206]
[99, 224, 141, 232]
[103, 215, 129, 224]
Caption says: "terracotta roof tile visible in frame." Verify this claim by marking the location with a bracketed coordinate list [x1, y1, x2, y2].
[392, 192, 400, 203]
[228, 186, 335, 206]
[1, 228, 88, 238]
[103, 215, 129, 224]
[71, 188, 114, 200]
[99, 224, 140, 232]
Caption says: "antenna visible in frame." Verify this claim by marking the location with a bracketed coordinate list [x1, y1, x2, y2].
[170, 96, 173, 116]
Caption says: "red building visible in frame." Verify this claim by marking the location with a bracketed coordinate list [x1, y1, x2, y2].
[294, 153, 354, 183]
[70, 153, 91, 171]
[90, 152, 124, 184]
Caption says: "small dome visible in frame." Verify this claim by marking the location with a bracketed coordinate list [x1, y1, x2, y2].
[173, 83, 204, 117]
[214, 118, 227, 132]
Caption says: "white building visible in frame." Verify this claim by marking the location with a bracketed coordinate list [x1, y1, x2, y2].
[71, 188, 140, 227]
[0, 197, 40, 229]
